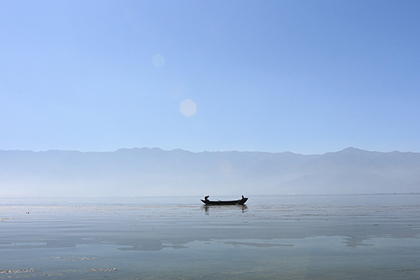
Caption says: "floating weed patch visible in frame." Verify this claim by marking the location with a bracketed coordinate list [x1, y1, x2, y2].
[50, 256, 99, 261]
[87, 268, 119, 272]
[0, 268, 35, 274]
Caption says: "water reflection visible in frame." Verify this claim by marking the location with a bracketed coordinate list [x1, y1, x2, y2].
[203, 204, 248, 214]
[1, 196, 420, 279]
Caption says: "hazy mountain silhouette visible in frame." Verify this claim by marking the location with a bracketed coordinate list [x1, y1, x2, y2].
[1, 147, 419, 197]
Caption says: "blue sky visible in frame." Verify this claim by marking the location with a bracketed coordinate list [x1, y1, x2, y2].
[1, 0, 419, 154]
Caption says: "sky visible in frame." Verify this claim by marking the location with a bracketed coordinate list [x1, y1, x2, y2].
[1, 0, 420, 155]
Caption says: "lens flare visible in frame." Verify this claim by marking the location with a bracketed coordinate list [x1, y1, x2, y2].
[179, 99, 197, 117]
[219, 160, 232, 174]
[152, 54, 165, 68]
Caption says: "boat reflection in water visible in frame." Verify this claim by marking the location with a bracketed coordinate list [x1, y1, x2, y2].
[203, 204, 248, 214]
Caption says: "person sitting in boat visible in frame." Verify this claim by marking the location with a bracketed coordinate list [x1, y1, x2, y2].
[241, 195, 245, 199]
[204, 196, 209, 201]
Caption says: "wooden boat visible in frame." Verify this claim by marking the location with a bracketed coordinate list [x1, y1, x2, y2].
[201, 195, 248, 205]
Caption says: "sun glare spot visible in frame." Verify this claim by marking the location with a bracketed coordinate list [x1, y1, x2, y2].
[179, 99, 197, 117]
[152, 54, 165, 68]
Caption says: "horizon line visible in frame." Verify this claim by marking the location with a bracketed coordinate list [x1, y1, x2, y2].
[0, 146, 416, 155]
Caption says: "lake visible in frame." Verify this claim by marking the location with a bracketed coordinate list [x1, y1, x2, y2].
[1, 194, 420, 279]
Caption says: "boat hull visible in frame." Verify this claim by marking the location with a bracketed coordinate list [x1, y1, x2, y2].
[201, 197, 248, 205]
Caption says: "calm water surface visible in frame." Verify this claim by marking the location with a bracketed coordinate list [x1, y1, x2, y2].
[1, 195, 420, 279]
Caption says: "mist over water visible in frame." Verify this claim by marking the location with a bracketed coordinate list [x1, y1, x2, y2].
[1, 194, 420, 279]
[3, 148, 420, 197]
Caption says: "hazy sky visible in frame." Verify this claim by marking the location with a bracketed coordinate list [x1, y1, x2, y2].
[1, 0, 419, 154]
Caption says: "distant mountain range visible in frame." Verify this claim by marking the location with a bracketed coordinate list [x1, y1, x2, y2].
[1, 147, 420, 197]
